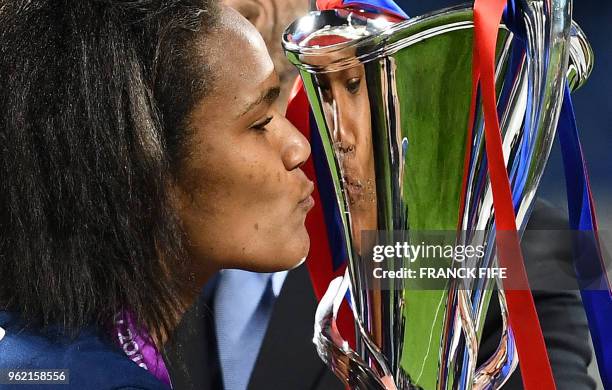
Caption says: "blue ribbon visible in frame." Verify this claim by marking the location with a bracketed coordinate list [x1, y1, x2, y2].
[505, 1, 612, 385]
[557, 85, 612, 388]
[504, 0, 612, 388]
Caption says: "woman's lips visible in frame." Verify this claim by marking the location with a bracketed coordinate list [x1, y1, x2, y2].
[343, 175, 363, 200]
[298, 181, 315, 211]
[345, 180, 362, 196]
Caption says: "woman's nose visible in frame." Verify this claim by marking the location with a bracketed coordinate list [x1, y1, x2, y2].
[279, 116, 311, 171]
[331, 98, 356, 153]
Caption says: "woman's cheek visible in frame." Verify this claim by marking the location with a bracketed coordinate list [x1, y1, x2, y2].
[245, 190, 309, 268]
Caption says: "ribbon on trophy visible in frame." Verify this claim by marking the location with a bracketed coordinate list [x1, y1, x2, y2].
[316, 0, 408, 19]
[474, 1, 612, 388]
[557, 85, 612, 387]
[466, 1, 555, 388]
[286, 0, 612, 388]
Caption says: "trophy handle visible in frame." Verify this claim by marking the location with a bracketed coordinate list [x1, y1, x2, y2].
[512, 0, 573, 233]
[472, 287, 518, 390]
[314, 273, 401, 390]
[567, 21, 594, 92]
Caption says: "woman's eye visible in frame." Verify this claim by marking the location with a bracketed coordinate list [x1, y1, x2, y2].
[346, 77, 361, 95]
[251, 116, 273, 132]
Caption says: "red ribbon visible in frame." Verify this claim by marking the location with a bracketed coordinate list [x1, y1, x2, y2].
[316, 0, 344, 9]
[467, 1, 556, 388]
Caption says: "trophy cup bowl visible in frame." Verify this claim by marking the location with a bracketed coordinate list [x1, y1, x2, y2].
[283, 1, 593, 389]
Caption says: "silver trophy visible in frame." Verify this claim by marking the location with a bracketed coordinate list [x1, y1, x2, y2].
[283, 1, 593, 389]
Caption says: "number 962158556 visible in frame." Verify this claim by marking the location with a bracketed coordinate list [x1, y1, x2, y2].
[0, 369, 69, 385]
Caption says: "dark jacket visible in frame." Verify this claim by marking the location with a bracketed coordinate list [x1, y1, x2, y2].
[165, 200, 596, 390]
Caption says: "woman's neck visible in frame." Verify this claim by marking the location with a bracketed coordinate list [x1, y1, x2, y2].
[154, 264, 219, 347]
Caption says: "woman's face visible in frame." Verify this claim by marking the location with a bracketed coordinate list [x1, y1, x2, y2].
[315, 63, 378, 252]
[316, 65, 376, 213]
[175, 7, 313, 278]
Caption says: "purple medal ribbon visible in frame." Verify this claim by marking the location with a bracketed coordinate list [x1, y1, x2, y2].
[112, 312, 172, 388]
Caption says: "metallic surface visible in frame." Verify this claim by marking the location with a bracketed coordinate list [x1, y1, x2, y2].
[283, 2, 591, 388]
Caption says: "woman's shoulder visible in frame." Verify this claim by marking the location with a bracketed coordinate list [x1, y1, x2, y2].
[0, 312, 169, 390]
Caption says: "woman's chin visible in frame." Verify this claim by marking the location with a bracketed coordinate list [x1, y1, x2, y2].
[278, 248, 309, 271]
[248, 232, 310, 273]
[289, 228, 311, 267]
[269, 239, 310, 271]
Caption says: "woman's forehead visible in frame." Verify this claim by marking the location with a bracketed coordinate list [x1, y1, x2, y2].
[204, 6, 275, 89]
[187, 7, 277, 123]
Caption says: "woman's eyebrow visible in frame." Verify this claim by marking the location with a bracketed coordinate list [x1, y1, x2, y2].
[238, 85, 281, 118]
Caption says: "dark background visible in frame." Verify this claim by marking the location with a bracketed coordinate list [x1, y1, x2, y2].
[395, 0, 612, 231]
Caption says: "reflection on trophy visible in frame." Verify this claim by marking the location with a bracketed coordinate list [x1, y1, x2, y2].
[283, 1, 593, 389]
[313, 61, 378, 252]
